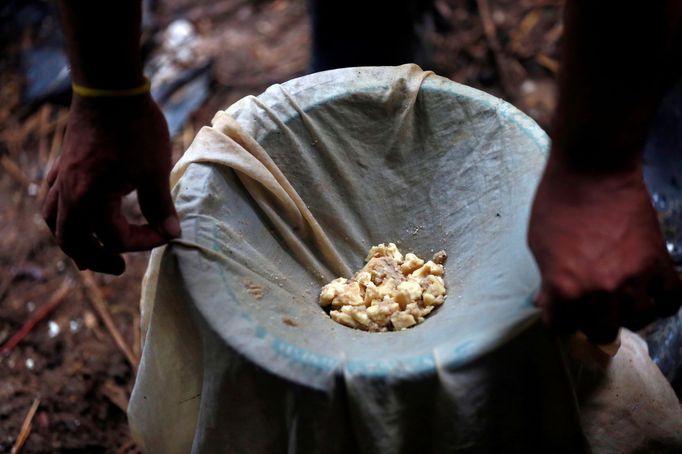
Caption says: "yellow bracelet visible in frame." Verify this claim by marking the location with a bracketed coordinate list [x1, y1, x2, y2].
[72, 77, 151, 97]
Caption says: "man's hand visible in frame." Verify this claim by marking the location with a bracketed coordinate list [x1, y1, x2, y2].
[528, 158, 682, 343]
[42, 94, 180, 275]
[530, 0, 682, 341]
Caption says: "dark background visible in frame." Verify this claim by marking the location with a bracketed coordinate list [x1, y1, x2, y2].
[0, 0, 562, 451]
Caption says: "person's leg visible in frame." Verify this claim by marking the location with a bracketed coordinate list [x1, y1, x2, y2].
[308, 0, 433, 72]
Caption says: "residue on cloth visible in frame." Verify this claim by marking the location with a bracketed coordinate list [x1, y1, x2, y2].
[319, 243, 447, 331]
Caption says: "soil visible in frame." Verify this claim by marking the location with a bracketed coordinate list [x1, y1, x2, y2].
[0, 0, 562, 451]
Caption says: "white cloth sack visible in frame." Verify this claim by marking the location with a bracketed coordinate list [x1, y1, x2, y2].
[128, 65, 682, 453]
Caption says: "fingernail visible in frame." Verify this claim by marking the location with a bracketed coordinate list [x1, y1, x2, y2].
[162, 215, 181, 238]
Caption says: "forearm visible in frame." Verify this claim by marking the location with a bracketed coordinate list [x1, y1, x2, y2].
[57, 0, 144, 89]
[552, 0, 681, 174]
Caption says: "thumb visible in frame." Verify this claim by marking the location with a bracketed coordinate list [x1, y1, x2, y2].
[137, 178, 181, 239]
[535, 283, 579, 335]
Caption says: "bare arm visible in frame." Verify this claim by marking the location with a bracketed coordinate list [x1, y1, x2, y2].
[58, 0, 145, 89]
[552, 0, 682, 172]
[43, 0, 180, 275]
[528, 0, 682, 342]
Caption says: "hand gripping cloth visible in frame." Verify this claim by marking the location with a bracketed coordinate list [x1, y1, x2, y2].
[129, 65, 682, 453]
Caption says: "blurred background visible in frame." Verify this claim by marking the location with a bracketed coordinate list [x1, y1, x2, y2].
[0, 0, 562, 451]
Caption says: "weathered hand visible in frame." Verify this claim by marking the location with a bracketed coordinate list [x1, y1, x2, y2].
[42, 94, 180, 275]
[528, 157, 682, 343]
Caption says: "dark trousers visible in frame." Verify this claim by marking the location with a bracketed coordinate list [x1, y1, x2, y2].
[308, 0, 434, 72]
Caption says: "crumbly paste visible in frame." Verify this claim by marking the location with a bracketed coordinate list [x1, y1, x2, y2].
[319, 243, 447, 331]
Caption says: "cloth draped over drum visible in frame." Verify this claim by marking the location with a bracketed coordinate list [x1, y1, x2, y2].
[128, 65, 682, 453]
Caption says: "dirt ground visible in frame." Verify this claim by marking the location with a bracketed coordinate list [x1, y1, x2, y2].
[0, 0, 562, 452]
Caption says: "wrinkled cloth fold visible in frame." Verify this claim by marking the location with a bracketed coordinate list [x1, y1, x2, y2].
[129, 65, 682, 454]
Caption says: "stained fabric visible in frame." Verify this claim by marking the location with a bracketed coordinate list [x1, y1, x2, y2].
[128, 65, 682, 453]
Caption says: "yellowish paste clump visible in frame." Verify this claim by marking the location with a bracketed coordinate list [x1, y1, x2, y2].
[319, 243, 447, 332]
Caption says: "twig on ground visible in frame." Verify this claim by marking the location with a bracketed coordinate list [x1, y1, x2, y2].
[116, 438, 140, 454]
[1, 155, 33, 188]
[18, 109, 42, 144]
[10, 397, 40, 454]
[0, 280, 73, 354]
[109, 304, 142, 358]
[543, 22, 563, 47]
[182, 122, 195, 152]
[536, 53, 559, 74]
[184, 0, 250, 23]
[81, 270, 140, 370]
[476, 0, 517, 99]
[132, 309, 141, 359]
[102, 379, 130, 414]
[37, 105, 52, 165]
